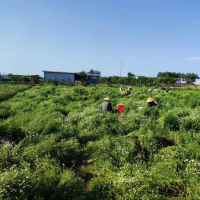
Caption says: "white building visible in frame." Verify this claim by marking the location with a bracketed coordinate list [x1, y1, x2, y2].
[175, 78, 187, 84]
[193, 79, 200, 85]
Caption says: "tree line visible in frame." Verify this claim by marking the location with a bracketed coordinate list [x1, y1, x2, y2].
[99, 76, 176, 85]
[77, 70, 183, 86]
[87, 69, 101, 74]
[0, 74, 42, 84]
[157, 72, 198, 79]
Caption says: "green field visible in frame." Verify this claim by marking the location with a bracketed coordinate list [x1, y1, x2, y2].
[0, 84, 31, 102]
[1, 84, 200, 199]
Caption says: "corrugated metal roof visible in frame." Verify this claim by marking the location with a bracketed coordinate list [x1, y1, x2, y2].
[43, 71, 76, 74]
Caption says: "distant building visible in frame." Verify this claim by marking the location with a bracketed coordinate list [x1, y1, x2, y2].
[186, 79, 194, 83]
[193, 78, 200, 85]
[86, 73, 101, 85]
[0, 74, 11, 82]
[175, 78, 187, 84]
[43, 71, 76, 85]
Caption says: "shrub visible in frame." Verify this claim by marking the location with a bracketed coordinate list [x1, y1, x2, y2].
[162, 111, 179, 130]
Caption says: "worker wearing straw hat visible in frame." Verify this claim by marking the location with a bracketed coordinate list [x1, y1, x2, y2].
[125, 88, 131, 96]
[146, 97, 157, 108]
[102, 97, 112, 112]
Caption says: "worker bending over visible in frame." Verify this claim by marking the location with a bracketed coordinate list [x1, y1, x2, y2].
[125, 88, 131, 96]
[149, 88, 153, 92]
[128, 87, 132, 91]
[165, 87, 172, 93]
[120, 87, 123, 91]
[146, 97, 157, 108]
[102, 97, 112, 112]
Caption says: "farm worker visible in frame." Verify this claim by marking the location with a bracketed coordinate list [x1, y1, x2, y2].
[120, 87, 123, 91]
[146, 97, 157, 108]
[102, 97, 112, 112]
[165, 87, 172, 93]
[149, 88, 153, 92]
[128, 87, 132, 91]
[125, 88, 131, 96]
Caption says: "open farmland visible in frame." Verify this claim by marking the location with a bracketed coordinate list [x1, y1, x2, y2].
[1, 84, 200, 199]
[0, 84, 31, 102]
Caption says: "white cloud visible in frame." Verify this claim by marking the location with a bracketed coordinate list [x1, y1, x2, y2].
[188, 56, 200, 60]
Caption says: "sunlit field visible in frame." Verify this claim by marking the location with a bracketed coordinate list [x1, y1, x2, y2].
[0, 84, 31, 102]
[1, 84, 200, 199]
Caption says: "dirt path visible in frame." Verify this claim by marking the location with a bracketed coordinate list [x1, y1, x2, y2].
[73, 159, 93, 192]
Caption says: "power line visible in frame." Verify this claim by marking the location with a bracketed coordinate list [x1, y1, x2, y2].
[122, 61, 133, 73]
[104, 63, 121, 77]
[120, 59, 123, 77]
[103, 60, 134, 77]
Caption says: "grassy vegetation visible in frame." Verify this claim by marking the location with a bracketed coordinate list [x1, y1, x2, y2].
[1, 84, 200, 199]
[0, 84, 31, 102]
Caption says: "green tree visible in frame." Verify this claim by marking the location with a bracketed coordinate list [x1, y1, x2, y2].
[20, 76, 31, 83]
[88, 69, 94, 74]
[8, 74, 18, 81]
[157, 71, 198, 79]
[88, 69, 101, 74]
[94, 70, 101, 74]
[107, 77, 112, 84]
[127, 72, 135, 77]
[77, 71, 87, 85]
[30, 75, 40, 84]
[77, 71, 87, 78]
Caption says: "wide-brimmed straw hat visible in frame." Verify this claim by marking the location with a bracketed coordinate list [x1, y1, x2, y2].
[104, 97, 111, 101]
[146, 97, 155, 102]
[127, 88, 131, 91]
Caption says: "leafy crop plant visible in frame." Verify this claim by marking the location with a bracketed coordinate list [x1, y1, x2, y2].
[1, 84, 200, 199]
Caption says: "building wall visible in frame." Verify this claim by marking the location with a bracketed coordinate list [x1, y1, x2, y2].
[86, 73, 100, 85]
[44, 72, 75, 84]
[195, 79, 200, 85]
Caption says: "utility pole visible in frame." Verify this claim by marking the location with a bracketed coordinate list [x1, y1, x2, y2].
[119, 59, 123, 86]
[120, 59, 123, 77]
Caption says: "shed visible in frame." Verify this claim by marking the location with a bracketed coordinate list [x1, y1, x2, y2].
[43, 71, 76, 85]
[86, 73, 101, 85]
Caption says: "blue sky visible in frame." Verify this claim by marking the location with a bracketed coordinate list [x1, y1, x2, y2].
[1, 0, 200, 77]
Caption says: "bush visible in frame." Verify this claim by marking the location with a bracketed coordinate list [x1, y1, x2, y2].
[162, 110, 179, 130]
[0, 157, 84, 199]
